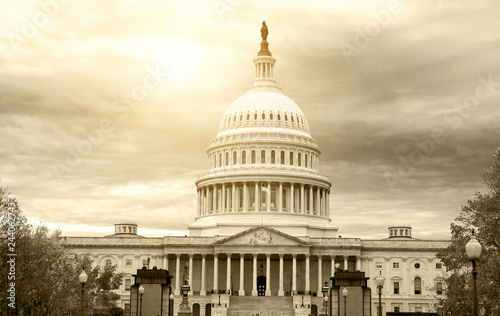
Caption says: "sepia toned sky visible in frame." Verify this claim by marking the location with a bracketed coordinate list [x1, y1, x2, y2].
[1, 0, 500, 239]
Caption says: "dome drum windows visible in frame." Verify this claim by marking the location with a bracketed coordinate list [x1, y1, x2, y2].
[261, 150, 266, 164]
[233, 151, 237, 165]
[251, 150, 256, 164]
[242, 151, 246, 164]
[271, 151, 275, 164]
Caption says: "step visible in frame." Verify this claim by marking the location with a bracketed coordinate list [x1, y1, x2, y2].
[227, 296, 295, 316]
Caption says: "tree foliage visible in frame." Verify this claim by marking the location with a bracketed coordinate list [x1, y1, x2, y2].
[437, 149, 500, 315]
[0, 185, 124, 316]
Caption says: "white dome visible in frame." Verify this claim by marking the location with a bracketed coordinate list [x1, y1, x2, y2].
[218, 90, 310, 134]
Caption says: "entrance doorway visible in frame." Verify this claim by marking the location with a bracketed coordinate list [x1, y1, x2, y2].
[257, 275, 266, 296]
[193, 303, 200, 316]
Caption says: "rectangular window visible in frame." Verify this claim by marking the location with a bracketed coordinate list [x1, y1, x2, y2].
[394, 282, 399, 294]
[436, 263, 442, 269]
[393, 262, 399, 269]
[126, 259, 132, 266]
[142, 259, 148, 267]
[394, 307, 400, 312]
[415, 306, 422, 313]
[414, 277, 422, 294]
[125, 279, 131, 290]
[375, 262, 382, 269]
[437, 281, 443, 295]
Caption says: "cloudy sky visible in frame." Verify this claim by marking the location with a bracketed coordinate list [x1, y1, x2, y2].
[2, 0, 499, 239]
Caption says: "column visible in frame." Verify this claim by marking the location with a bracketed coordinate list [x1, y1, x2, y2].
[255, 182, 260, 212]
[226, 254, 232, 293]
[243, 182, 248, 212]
[278, 254, 284, 296]
[356, 256, 361, 271]
[162, 254, 168, 270]
[252, 254, 258, 296]
[326, 190, 330, 218]
[213, 253, 219, 292]
[316, 188, 321, 215]
[201, 188, 206, 215]
[278, 182, 283, 212]
[292, 254, 297, 294]
[290, 183, 294, 213]
[266, 182, 271, 212]
[305, 254, 310, 294]
[300, 184, 305, 213]
[188, 254, 193, 295]
[265, 253, 271, 296]
[343, 255, 349, 272]
[205, 186, 212, 214]
[175, 254, 181, 295]
[221, 183, 226, 213]
[331, 255, 335, 275]
[317, 255, 323, 297]
[197, 189, 201, 216]
[231, 182, 236, 212]
[309, 186, 313, 214]
[212, 185, 217, 213]
[239, 254, 245, 296]
[201, 254, 206, 296]
[321, 189, 325, 216]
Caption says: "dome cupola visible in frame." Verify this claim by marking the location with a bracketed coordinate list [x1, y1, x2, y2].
[189, 23, 336, 238]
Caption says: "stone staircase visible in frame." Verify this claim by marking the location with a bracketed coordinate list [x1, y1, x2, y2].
[227, 296, 295, 316]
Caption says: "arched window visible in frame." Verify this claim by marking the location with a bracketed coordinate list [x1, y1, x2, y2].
[239, 114, 243, 121]
[242, 151, 246, 164]
[310, 156, 313, 169]
[233, 151, 237, 165]
[270, 112, 273, 120]
[278, 113, 281, 121]
[225, 152, 229, 166]
[305, 154, 308, 168]
[233, 115, 236, 122]
[290, 152, 294, 165]
[298, 153, 301, 166]
[285, 114, 288, 121]
[262, 113, 265, 120]
[254, 112, 257, 120]
[281, 151, 285, 164]
[246, 113, 250, 121]
[414, 277, 422, 294]
[219, 153, 222, 167]
[291, 116, 294, 122]
[251, 150, 256, 164]
[271, 151, 275, 164]
[261, 150, 266, 164]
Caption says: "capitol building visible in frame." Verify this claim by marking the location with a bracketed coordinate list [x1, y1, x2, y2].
[66, 24, 450, 316]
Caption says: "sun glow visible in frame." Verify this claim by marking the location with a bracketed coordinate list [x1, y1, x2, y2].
[155, 38, 201, 82]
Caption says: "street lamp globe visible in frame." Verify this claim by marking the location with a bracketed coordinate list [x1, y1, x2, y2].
[375, 271, 385, 288]
[466, 232, 482, 260]
[170, 293, 175, 300]
[79, 268, 88, 285]
[335, 263, 340, 271]
[139, 285, 145, 295]
[342, 287, 348, 298]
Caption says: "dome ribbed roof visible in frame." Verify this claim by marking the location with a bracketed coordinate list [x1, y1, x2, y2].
[218, 90, 310, 134]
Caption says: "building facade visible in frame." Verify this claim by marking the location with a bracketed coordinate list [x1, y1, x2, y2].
[66, 26, 449, 315]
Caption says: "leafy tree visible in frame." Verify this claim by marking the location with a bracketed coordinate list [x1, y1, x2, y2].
[0, 186, 124, 316]
[437, 149, 500, 315]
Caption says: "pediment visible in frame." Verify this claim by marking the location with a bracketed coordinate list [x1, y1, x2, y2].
[213, 226, 308, 246]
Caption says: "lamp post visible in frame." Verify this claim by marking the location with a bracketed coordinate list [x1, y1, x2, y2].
[169, 293, 174, 316]
[322, 281, 329, 316]
[138, 285, 145, 316]
[78, 267, 87, 316]
[466, 229, 482, 316]
[375, 271, 385, 316]
[342, 287, 348, 316]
